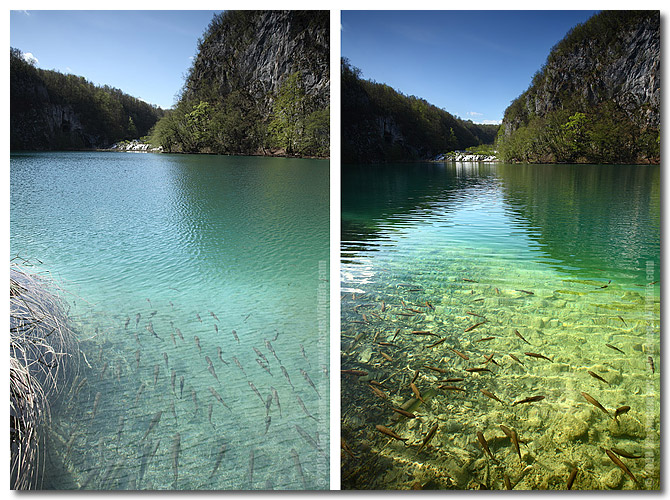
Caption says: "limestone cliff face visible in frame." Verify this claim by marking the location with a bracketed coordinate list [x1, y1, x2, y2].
[183, 11, 329, 116]
[499, 11, 659, 163]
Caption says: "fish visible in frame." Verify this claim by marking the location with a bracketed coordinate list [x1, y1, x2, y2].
[208, 363, 220, 382]
[265, 393, 273, 417]
[450, 347, 469, 360]
[149, 310, 157, 317]
[481, 389, 505, 405]
[588, 370, 609, 385]
[170, 400, 177, 423]
[217, 347, 228, 365]
[171, 433, 181, 488]
[141, 410, 162, 441]
[153, 365, 160, 387]
[214, 324, 218, 334]
[232, 330, 240, 343]
[100, 361, 109, 380]
[179, 376, 185, 398]
[509, 354, 524, 366]
[392, 407, 417, 418]
[135, 382, 146, 405]
[210, 310, 219, 322]
[581, 392, 611, 418]
[514, 330, 531, 345]
[614, 405, 631, 422]
[281, 366, 295, 390]
[290, 449, 307, 489]
[648, 356, 655, 374]
[611, 447, 643, 459]
[512, 395, 545, 406]
[196, 312, 202, 323]
[477, 431, 495, 461]
[92, 392, 101, 418]
[380, 351, 393, 362]
[466, 311, 486, 318]
[175, 327, 184, 341]
[253, 347, 270, 366]
[264, 415, 271, 434]
[244, 313, 252, 322]
[483, 353, 499, 366]
[210, 443, 227, 478]
[272, 329, 280, 341]
[248, 449, 255, 489]
[256, 358, 273, 376]
[438, 385, 466, 392]
[500, 425, 521, 462]
[504, 473, 513, 490]
[194, 335, 201, 354]
[209, 387, 231, 410]
[617, 315, 627, 327]
[138, 441, 153, 485]
[370, 385, 388, 399]
[233, 357, 246, 376]
[438, 377, 465, 383]
[417, 423, 439, 453]
[515, 289, 534, 295]
[462, 278, 478, 283]
[271, 386, 282, 417]
[265, 339, 281, 363]
[124, 316, 130, 329]
[116, 415, 125, 451]
[524, 352, 552, 362]
[375, 424, 407, 441]
[296, 424, 324, 452]
[411, 330, 438, 336]
[300, 369, 320, 398]
[464, 321, 486, 332]
[296, 394, 318, 421]
[566, 467, 578, 490]
[410, 382, 425, 403]
[300, 344, 310, 365]
[341, 369, 368, 376]
[248, 381, 264, 403]
[476, 336, 495, 342]
[163, 352, 169, 368]
[191, 388, 199, 415]
[146, 298, 152, 307]
[411, 369, 420, 384]
[465, 367, 491, 373]
[605, 449, 639, 485]
[208, 403, 214, 428]
[135, 349, 141, 370]
[426, 337, 446, 348]
[146, 322, 161, 340]
[135, 313, 141, 328]
[605, 343, 625, 355]
[423, 365, 448, 374]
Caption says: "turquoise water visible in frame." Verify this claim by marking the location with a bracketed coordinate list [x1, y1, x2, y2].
[341, 162, 660, 490]
[10, 151, 329, 490]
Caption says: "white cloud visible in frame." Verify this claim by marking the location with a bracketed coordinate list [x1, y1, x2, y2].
[22, 52, 38, 66]
[467, 111, 483, 117]
[478, 119, 503, 125]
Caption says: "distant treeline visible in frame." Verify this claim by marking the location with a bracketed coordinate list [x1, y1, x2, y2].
[148, 11, 329, 158]
[497, 11, 660, 164]
[341, 58, 499, 164]
[10, 48, 164, 150]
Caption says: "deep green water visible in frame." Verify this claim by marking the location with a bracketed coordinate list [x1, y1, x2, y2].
[10, 151, 329, 490]
[341, 162, 659, 490]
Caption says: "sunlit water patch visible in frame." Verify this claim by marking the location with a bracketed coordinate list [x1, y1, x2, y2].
[10, 151, 329, 490]
[340, 162, 659, 490]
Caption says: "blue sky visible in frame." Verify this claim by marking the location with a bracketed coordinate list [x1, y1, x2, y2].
[10, 10, 221, 109]
[341, 10, 598, 124]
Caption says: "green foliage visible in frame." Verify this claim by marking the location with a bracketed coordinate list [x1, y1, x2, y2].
[341, 58, 499, 163]
[10, 48, 164, 150]
[268, 72, 306, 154]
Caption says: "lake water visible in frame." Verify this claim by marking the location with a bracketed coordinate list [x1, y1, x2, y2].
[10, 151, 329, 490]
[340, 162, 659, 490]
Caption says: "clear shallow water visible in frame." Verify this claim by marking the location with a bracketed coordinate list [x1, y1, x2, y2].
[340, 162, 659, 490]
[10, 151, 329, 490]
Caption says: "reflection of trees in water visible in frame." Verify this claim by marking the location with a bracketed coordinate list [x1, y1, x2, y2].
[496, 164, 660, 282]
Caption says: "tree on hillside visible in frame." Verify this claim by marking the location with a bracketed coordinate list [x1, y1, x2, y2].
[268, 72, 306, 154]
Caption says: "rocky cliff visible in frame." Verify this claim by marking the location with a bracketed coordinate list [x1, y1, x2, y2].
[10, 48, 164, 151]
[498, 11, 659, 164]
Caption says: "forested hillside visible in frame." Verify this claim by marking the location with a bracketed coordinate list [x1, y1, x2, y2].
[341, 59, 499, 164]
[149, 11, 329, 157]
[10, 48, 164, 151]
[497, 11, 660, 164]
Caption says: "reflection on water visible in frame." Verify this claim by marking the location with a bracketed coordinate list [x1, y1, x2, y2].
[10, 151, 329, 490]
[341, 162, 659, 490]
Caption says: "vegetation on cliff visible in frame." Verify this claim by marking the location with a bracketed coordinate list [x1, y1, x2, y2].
[341, 59, 499, 164]
[10, 48, 164, 151]
[497, 11, 660, 164]
[149, 11, 329, 157]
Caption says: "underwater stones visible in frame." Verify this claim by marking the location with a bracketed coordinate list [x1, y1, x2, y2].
[359, 347, 372, 364]
[621, 291, 643, 304]
[609, 415, 646, 439]
[602, 467, 623, 489]
[547, 362, 570, 374]
[554, 415, 589, 444]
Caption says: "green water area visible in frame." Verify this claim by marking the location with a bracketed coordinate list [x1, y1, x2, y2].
[340, 162, 660, 490]
[10, 152, 330, 490]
